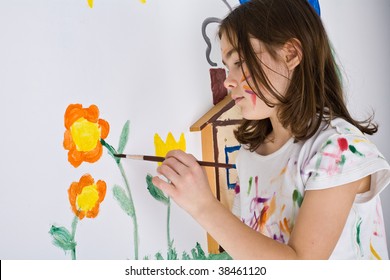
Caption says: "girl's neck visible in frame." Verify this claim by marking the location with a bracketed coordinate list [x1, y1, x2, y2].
[256, 118, 292, 156]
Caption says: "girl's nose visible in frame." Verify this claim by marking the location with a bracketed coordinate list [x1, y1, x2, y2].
[224, 74, 238, 90]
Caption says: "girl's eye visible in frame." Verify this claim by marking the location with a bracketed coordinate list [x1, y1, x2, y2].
[234, 59, 245, 68]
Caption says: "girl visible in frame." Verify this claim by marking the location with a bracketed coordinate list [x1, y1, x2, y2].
[152, 0, 390, 259]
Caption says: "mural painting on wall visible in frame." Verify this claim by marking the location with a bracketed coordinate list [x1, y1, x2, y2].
[49, 0, 322, 259]
[49, 104, 231, 260]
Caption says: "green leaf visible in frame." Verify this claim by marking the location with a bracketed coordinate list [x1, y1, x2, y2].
[191, 242, 207, 260]
[100, 139, 119, 163]
[167, 246, 178, 260]
[181, 251, 191, 260]
[113, 185, 135, 217]
[155, 252, 164, 260]
[146, 174, 169, 205]
[49, 225, 76, 251]
[117, 120, 130, 154]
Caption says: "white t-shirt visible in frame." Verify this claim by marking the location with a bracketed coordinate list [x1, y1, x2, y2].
[233, 118, 390, 259]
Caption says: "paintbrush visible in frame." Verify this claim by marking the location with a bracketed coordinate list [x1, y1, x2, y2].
[114, 154, 236, 169]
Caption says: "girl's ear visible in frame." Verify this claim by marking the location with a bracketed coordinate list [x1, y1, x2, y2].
[283, 38, 302, 70]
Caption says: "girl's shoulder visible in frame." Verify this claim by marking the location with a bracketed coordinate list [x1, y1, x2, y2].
[324, 118, 366, 137]
[300, 118, 390, 200]
[305, 118, 365, 147]
[297, 118, 373, 160]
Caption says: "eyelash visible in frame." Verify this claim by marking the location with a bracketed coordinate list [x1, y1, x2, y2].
[234, 59, 244, 68]
[224, 59, 244, 72]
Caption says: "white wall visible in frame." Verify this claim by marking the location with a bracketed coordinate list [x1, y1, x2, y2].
[321, 0, 390, 254]
[0, 0, 231, 260]
[0, 0, 389, 259]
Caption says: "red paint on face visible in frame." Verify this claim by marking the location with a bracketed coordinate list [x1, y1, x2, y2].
[243, 85, 257, 106]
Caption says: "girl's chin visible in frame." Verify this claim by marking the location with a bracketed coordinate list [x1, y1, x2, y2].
[241, 112, 269, 121]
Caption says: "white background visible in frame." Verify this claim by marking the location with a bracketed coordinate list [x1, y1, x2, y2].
[0, 0, 389, 259]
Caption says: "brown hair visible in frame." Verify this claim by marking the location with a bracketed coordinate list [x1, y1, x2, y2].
[218, 0, 377, 152]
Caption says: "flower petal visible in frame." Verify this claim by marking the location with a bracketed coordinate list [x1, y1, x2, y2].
[99, 119, 110, 140]
[63, 130, 75, 150]
[64, 104, 84, 129]
[96, 180, 107, 203]
[85, 104, 99, 123]
[83, 142, 103, 163]
[68, 182, 82, 218]
[68, 149, 83, 168]
[154, 133, 167, 157]
[178, 133, 186, 151]
[79, 174, 94, 186]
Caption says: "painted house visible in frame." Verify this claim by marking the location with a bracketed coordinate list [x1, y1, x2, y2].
[190, 69, 242, 254]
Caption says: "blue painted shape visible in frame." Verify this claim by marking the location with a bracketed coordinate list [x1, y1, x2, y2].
[224, 145, 241, 189]
[239, 0, 320, 17]
[307, 0, 321, 16]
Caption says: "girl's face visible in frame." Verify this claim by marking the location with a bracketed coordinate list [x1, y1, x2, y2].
[220, 34, 290, 121]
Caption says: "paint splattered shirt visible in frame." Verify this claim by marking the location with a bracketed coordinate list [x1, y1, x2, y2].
[232, 118, 390, 259]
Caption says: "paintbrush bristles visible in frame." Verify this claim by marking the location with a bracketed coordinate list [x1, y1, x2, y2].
[114, 154, 142, 160]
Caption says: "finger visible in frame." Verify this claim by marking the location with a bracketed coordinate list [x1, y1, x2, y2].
[163, 156, 188, 176]
[152, 176, 177, 198]
[157, 163, 180, 183]
[166, 150, 199, 168]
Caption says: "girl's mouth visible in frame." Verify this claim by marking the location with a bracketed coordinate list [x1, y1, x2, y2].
[234, 97, 244, 104]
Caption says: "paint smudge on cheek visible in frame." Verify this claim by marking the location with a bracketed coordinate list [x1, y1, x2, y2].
[240, 74, 252, 83]
[240, 74, 257, 106]
[250, 93, 257, 106]
[243, 85, 257, 106]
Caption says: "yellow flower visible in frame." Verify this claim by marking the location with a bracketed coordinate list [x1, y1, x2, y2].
[68, 174, 106, 220]
[154, 132, 186, 165]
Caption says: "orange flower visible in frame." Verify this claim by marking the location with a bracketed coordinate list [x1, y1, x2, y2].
[63, 104, 109, 167]
[68, 174, 106, 220]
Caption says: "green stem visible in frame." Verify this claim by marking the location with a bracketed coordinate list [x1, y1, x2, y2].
[118, 161, 139, 260]
[101, 139, 139, 260]
[167, 197, 171, 249]
[71, 215, 79, 260]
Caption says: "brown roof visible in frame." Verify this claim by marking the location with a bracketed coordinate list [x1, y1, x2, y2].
[190, 94, 236, 132]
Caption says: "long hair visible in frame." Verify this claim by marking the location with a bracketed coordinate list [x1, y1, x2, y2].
[219, 0, 377, 152]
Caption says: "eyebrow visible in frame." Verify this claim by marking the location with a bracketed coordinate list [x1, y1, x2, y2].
[222, 48, 237, 66]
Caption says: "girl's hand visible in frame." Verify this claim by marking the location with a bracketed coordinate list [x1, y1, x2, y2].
[151, 149, 217, 218]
